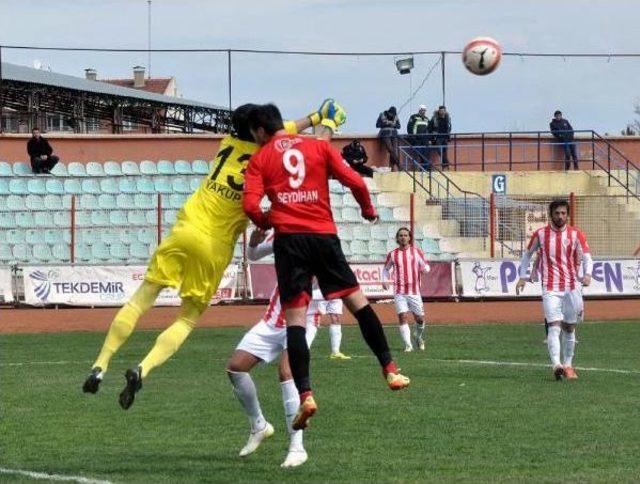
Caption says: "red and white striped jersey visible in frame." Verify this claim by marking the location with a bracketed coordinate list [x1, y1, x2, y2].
[383, 245, 430, 295]
[520, 225, 592, 292]
[258, 285, 322, 329]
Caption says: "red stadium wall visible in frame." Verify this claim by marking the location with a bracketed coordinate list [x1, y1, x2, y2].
[1, 133, 639, 171]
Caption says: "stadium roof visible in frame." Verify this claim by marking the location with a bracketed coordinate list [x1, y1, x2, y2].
[0, 62, 225, 110]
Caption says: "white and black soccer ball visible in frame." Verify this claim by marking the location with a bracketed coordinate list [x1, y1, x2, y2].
[462, 37, 502, 75]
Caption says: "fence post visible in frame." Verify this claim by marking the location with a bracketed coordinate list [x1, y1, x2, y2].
[591, 131, 596, 169]
[537, 132, 541, 170]
[242, 230, 249, 301]
[569, 192, 575, 226]
[409, 193, 415, 240]
[70, 195, 76, 263]
[157, 193, 162, 245]
[489, 192, 495, 258]
[453, 134, 457, 170]
[481, 133, 485, 171]
[508, 132, 513, 170]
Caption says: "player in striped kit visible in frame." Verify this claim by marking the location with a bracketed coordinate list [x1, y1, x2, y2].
[516, 199, 592, 380]
[226, 230, 322, 468]
[382, 227, 430, 352]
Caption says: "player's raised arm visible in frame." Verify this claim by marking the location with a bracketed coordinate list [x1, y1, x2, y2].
[516, 231, 541, 294]
[242, 155, 271, 230]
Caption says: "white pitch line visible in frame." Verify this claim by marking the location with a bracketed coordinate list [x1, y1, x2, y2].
[0, 467, 112, 484]
[0, 360, 89, 367]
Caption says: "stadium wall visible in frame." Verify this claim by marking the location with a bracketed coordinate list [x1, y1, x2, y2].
[2, 133, 639, 170]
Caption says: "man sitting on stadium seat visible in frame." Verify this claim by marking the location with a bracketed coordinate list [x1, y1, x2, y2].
[27, 128, 60, 174]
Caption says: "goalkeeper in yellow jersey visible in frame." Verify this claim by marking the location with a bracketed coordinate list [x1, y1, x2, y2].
[82, 99, 346, 409]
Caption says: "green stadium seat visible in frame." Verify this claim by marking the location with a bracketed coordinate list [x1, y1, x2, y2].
[34, 212, 51, 228]
[15, 212, 34, 228]
[190, 178, 200, 192]
[79, 194, 99, 210]
[338, 224, 354, 241]
[121, 161, 140, 176]
[0, 179, 10, 195]
[119, 178, 138, 194]
[68, 162, 87, 177]
[341, 207, 360, 222]
[134, 193, 155, 210]
[33, 244, 53, 262]
[86, 162, 105, 177]
[332, 207, 342, 222]
[78, 229, 99, 244]
[136, 178, 155, 194]
[168, 193, 186, 209]
[378, 207, 394, 222]
[385, 239, 397, 252]
[25, 194, 42, 210]
[81, 179, 101, 194]
[146, 210, 158, 225]
[27, 179, 47, 195]
[52, 243, 69, 262]
[46, 179, 64, 194]
[116, 194, 136, 209]
[130, 242, 150, 260]
[7, 230, 25, 244]
[74, 243, 93, 261]
[0, 244, 13, 262]
[192, 160, 209, 175]
[91, 242, 111, 261]
[109, 242, 129, 261]
[353, 225, 372, 240]
[91, 211, 109, 226]
[140, 160, 157, 175]
[44, 230, 63, 245]
[329, 193, 342, 207]
[421, 238, 441, 254]
[174, 160, 192, 174]
[53, 212, 69, 227]
[0, 196, 6, 212]
[172, 178, 191, 194]
[120, 229, 139, 244]
[9, 179, 28, 195]
[64, 179, 82, 194]
[100, 161, 119, 176]
[12, 162, 32, 176]
[368, 240, 387, 257]
[162, 210, 177, 225]
[98, 194, 117, 210]
[329, 179, 345, 194]
[350, 240, 368, 258]
[49, 162, 67, 176]
[138, 228, 157, 244]
[0, 212, 15, 228]
[12, 243, 31, 261]
[342, 194, 359, 208]
[128, 211, 147, 226]
[370, 224, 388, 240]
[75, 211, 92, 227]
[100, 230, 121, 244]
[0, 161, 12, 176]
[110, 211, 128, 226]
[154, 178, 173, 194]
[157, 160, 175, 175]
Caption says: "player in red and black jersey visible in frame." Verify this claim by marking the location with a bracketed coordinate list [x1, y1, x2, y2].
[243, 104, 410, 431]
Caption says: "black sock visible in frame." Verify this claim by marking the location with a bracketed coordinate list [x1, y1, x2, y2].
[286, 326, 311, 394]
[354, 304, 392, 367]
[544, 319, 549, 336]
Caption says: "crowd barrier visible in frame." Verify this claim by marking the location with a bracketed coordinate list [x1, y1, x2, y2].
[0, 257, 638, 307]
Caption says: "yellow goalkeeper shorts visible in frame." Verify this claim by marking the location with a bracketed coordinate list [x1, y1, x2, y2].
[144, 221, 233, 306]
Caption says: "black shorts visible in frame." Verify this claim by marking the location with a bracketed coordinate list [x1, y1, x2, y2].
[273, 233, 359, 308]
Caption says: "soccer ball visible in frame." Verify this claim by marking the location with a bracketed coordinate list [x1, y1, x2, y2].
[462, 37, 502, 75]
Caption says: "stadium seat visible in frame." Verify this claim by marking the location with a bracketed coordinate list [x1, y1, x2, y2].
[51, 243, 69, 262]
[91, 211, 109, 226]
[98, 194, 117, 210]
[157, 160, 175, 175]
[45, 179, 65, 195]
[130, 242, 150, 260]
[421, 238, 441, 254]
[341, 207, 360, 222]
[12, 162, 32, 176]
[49, 162, 67, 177]
[64, 179, 83, 194]
[100, 230, 122, 244]
[86, 162, 104, 177]
[190, 178, 200, 191]
[121, 161, 140, 176]
[27, 179, 47, 195]
[352, 225, 371, 240]
[168, 193, 187, 209]
[0, 161, 12, 176]
[81, 179, 101, 194]
[136, 178, 155, 194]
[0, 196, 6, 212]
[75, 211, 92, 227]
[329, 179, 345, 194]
[329, 193, 343, 208]
[127, 210, 147, 226]
[68, 162, 87, 177]
[192, 160, 209, 175]
[53, 212, 69, 227]
[25, 194, 43, 210]
[77, 194, 98, 210]
[120, 178, 138, 194]
[7, 230, 25, 244]
[116, 194, 136, 210]
[77, 229, 99, 244]
[378, 207, 394, 222]
[34, 212, 51, 228]
[172, 178, 191, 194]
[332, 207, 343, 223]
[385, 239, 397, 252]
[9, 179, 28, 195]
[44, 230, 64, 245]
[33, 243, 53, 262]
[162, 210, 177, 225]
[15, 212, 34, 228]
[368, 240, 387, 257]
[154, 178, 173, 194]
[364, 177, 380, 193]
[120, 229, 139, 244]
[139, 160, 157, 175]
[104, 161, 123, 176]
[350, 240, 368, 258]
[342, 194, 359, 208]
[0, 213, 15, 228]
[138, 228, 157, 244]
[337, 224, 354, 241]
[75, 243, 93, 262]
[174, 160, 192, 174]
[0, 179, 10, 195]
[110, 211, 128, 226]
[0, 244, 13, 262]
[370, 224, 388, 240]
[134, 193, 155, 210]
[109, 242, 129, 261]
[12, 243, 31, 262]
[91, 242, 111, 261]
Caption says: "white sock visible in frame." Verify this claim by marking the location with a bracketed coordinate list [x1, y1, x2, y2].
[305, 323, 318, 348]
[415, 322, 426, 340]
[562, 329, 576, 367]
[399, 324, 412, 347]
[281, 379, 304, 451]
[547, 326, 561, 366]
[329, 324, 342, 354]
[228, 371, 266, 432]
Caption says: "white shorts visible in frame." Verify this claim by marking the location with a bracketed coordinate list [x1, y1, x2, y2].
[542, 288, 584, 324]
[236, 322, 286, 364]
[394, 294, 424, 316]
[316, 298, 343, 316]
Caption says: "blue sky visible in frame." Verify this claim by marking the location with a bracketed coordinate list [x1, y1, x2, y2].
[1, 0, 639, 134]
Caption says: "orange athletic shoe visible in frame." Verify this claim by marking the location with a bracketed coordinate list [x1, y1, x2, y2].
[564, 367, 578, 379]
[292, 396, 317, 431]
[553, 364, 565, 381]
[386, 372, 411, 391]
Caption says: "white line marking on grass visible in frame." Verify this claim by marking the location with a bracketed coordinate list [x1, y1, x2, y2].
[0, 360, 88, 367]
[0, 467, 112, 484]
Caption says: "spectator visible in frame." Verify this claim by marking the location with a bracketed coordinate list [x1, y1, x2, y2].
[341, 140, 374, 178]
[429, 106, 452, 169]
[376, 106, 401, 171]
[550, 110, 578, 170]
[27, 128, 59, 174]
[406, 104, 432, 169]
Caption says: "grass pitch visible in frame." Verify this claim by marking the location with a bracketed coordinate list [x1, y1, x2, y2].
[2, 321, 640, 483]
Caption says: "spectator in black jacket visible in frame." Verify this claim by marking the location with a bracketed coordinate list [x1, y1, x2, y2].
[376, 106, 401, 171]
[27, 128, 59, 174]
[429, 106, 452, 169]
[406, 104, 432, 169]
[549, 110, 578, 169]
[341, 140, 374, 178]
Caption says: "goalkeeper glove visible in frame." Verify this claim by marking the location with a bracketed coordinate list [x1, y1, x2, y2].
[320, 99, 347, 132]
[308, 98, 333, 126]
